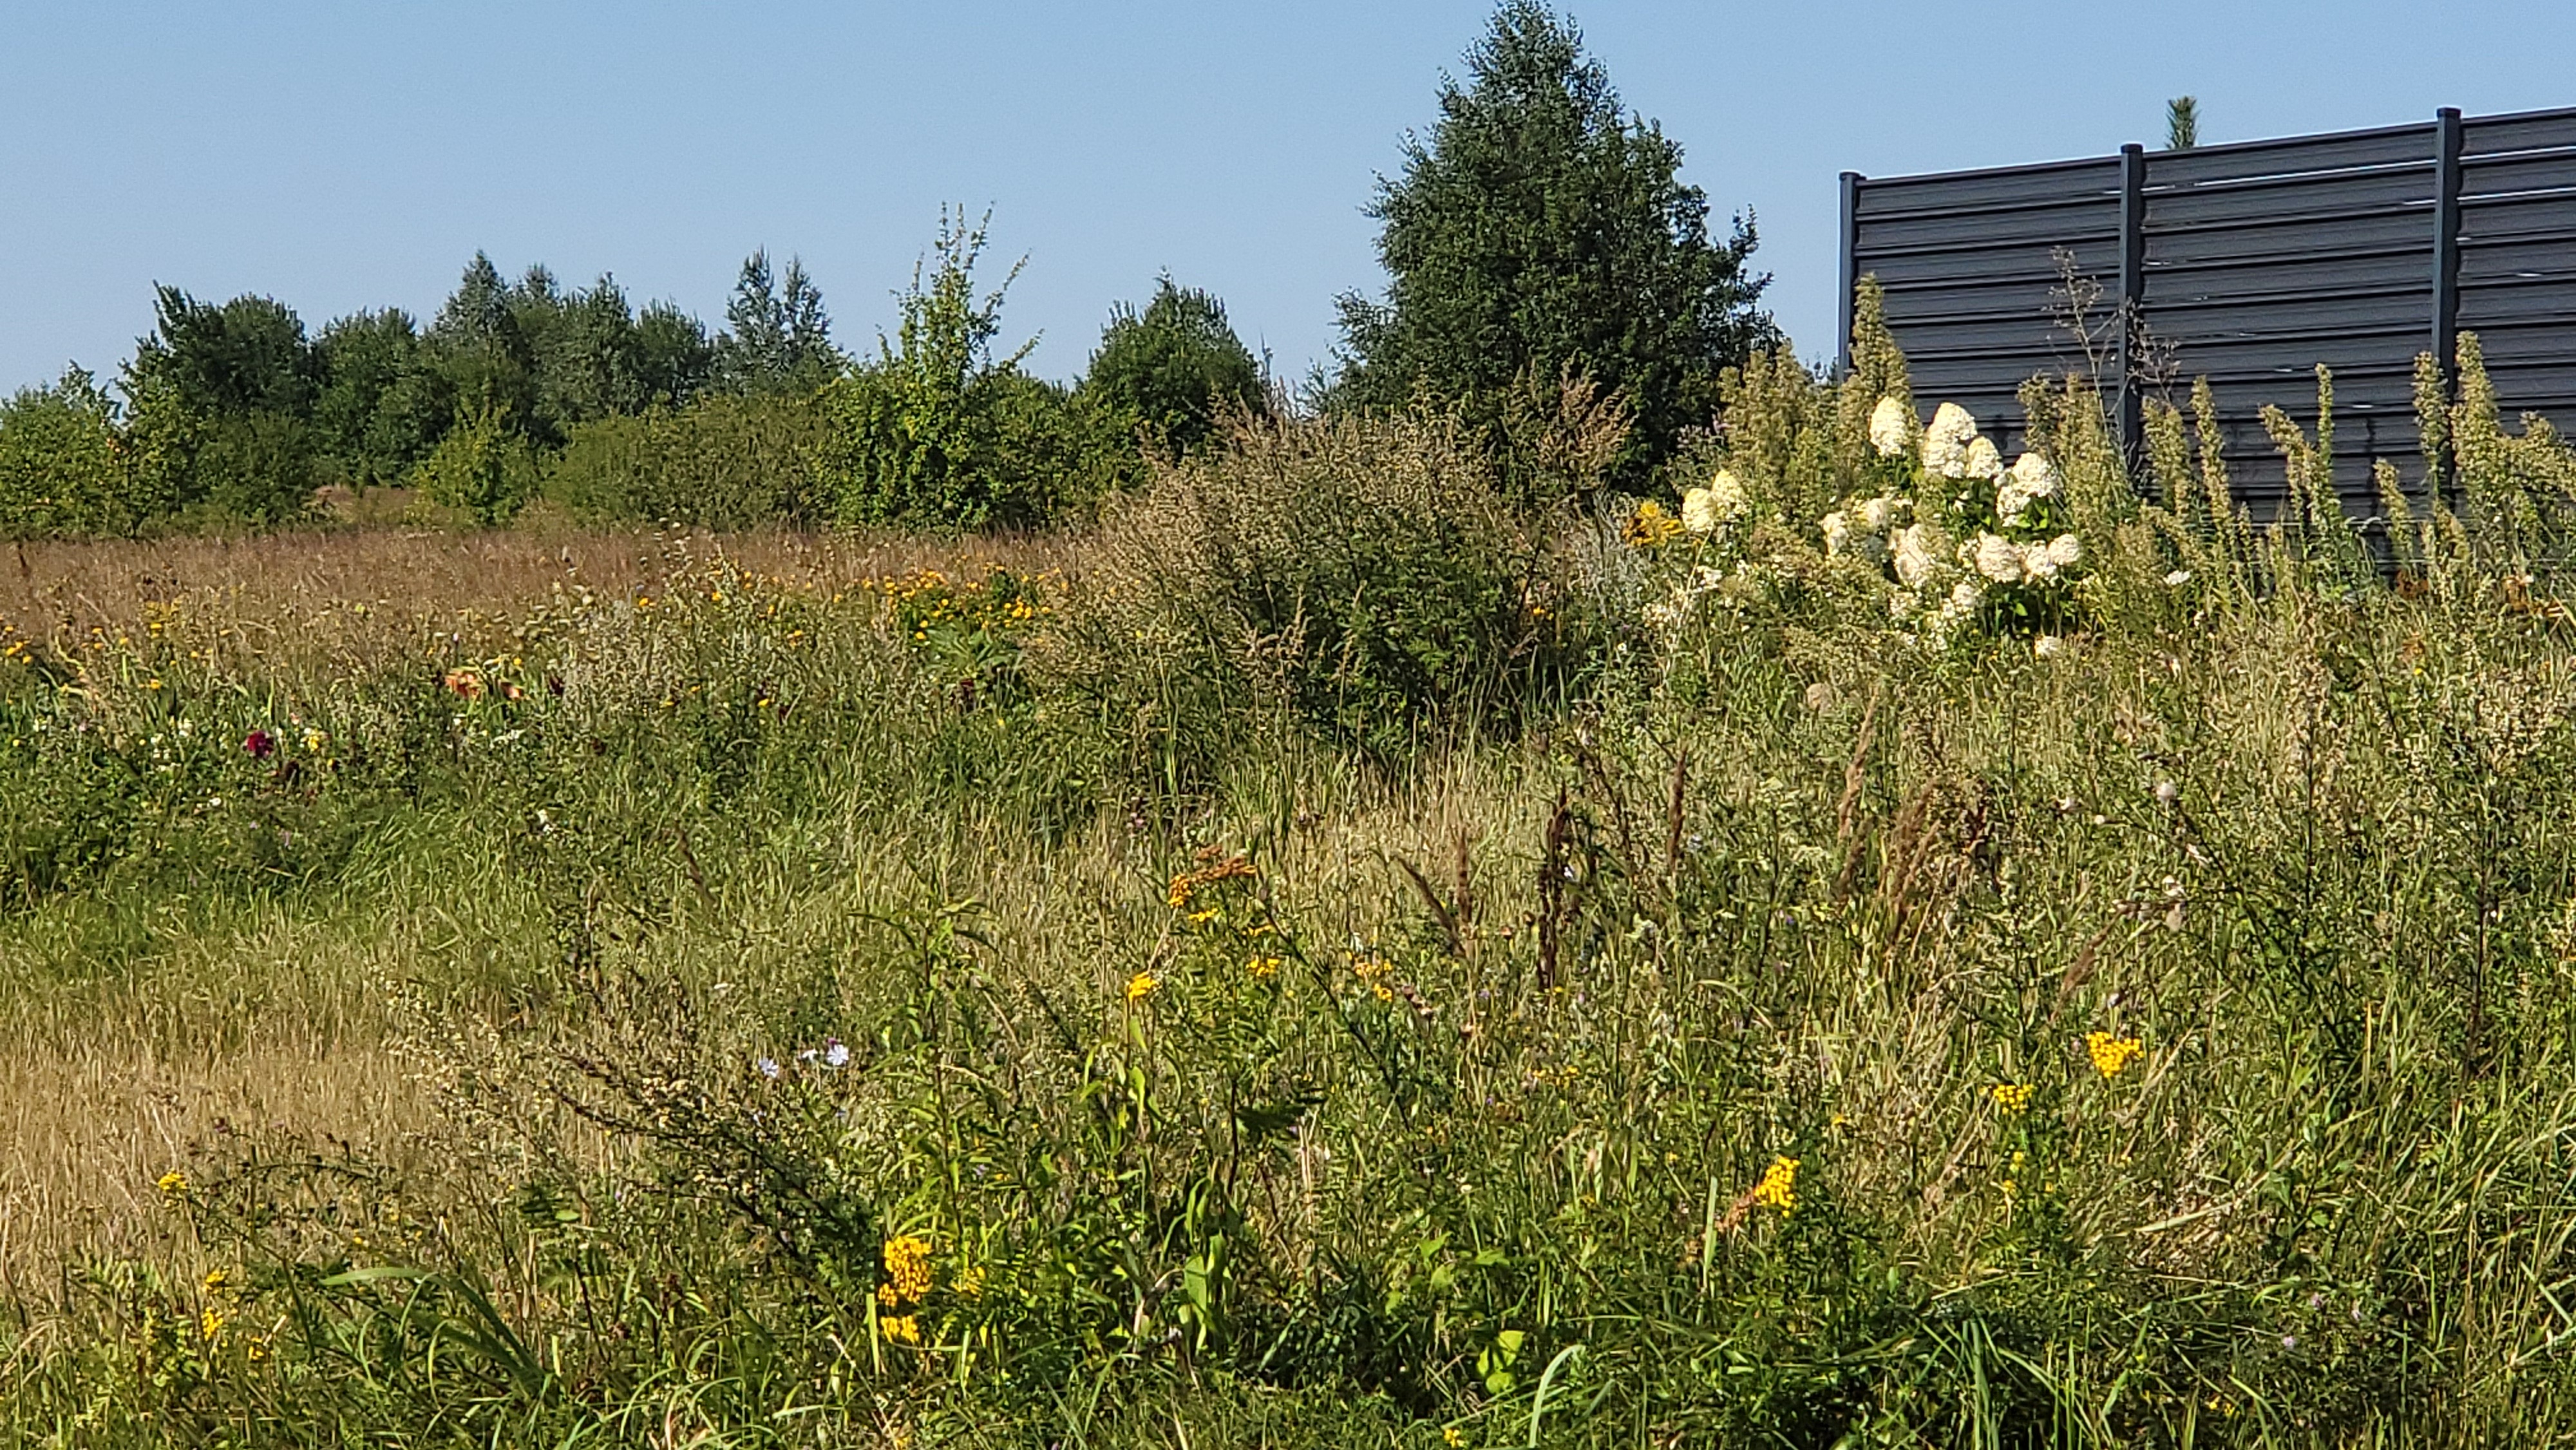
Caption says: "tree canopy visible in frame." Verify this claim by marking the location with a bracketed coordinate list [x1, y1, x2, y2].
[1334, 1, 1774, 482]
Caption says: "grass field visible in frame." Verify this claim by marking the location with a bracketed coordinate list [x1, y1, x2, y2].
[8, 357, 2576, 1447]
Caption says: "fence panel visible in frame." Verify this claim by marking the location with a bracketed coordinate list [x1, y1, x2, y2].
[1841, 106, 2576, 519]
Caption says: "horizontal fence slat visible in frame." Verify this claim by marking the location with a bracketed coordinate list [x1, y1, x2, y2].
[2458, 234, 2576, 283]
[2461, 107, 2576, 158]
[2458, 189, 2576, 240]
[2146, 249, 2434, 303]
[2145, 163, 2434, 228]
[1853, 162, 2123, 219]
[2148, 290, 2436, 339]
[1859, 239, 2121, 286]
[2145, 123, 2436, 186]
[2458, 273, 2576, 323]
[2459, 150, 2576, 198]
[2145, 207, 2437, 265]
[2452, 317, 2576, 362]
[1857, 202, 2121, 250]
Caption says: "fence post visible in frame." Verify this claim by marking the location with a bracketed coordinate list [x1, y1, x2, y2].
[2116, 144, 2147, 463]
[1838, 171, 1862, 379]
[2431, 108, 2464, 380]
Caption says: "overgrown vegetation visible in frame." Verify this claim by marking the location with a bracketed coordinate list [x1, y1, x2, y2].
[10, 301, 2576, 1442]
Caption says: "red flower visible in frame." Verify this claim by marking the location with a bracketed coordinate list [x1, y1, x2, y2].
[243, 730, 276, 760]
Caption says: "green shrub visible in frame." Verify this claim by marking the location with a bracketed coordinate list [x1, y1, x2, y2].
[0, 369, 130, 539]
[813, 212, 1125, 528]
[410, 404, 537, 525]
[544, 393, 828, 527]
[1080, 276, 1266, 457]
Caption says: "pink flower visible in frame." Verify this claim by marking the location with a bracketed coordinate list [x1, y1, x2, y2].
[243, 730, 276, 760]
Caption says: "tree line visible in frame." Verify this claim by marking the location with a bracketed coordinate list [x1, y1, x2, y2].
[0, 3, 1772, 538]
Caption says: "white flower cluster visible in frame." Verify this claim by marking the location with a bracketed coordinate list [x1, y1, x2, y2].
[1837, 397, 2089, 650]
[1681, 469, 1752, 538]
[1821, 493, 1904, 566]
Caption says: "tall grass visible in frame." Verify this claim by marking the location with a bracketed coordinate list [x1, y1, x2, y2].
[7, 343, 2576, 1445]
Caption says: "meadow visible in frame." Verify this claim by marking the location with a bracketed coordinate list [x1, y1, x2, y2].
[6, 317, 2576, 1447]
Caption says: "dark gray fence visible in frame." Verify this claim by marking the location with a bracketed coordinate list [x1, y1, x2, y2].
[1837, 106, 2576, 513]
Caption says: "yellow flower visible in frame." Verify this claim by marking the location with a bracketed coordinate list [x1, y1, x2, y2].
[880, 1313, 920, 1344]
[1991, 1082, 2034, 1115]
[1125, 972, 1159, 1002]
[1443, 1429, 1466, 1448]
[156, 1170, 189, 1199]
[1624, 500, 1686, 549]
[882, 1234, 934, 1303]
[1752, 1155, 1800, 1213]
[202, 1268, 231, 1295]
[2085, 1031, 2144, 1079]
[200, 1306, 226, 1340]
[1246, 956, 1282, 981]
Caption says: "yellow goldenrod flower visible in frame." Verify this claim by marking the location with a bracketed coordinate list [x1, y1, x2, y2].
[1752, 1155, 1800, 1213]
[1246, 956, 1281, 980]
[2085, 1031, 2144, 1079]
[1125, 972, 1159, 1002]
[200, 1306, 226, 1340]
[882, 1234, 934, 1302]
[1992, 1082, 2034, 1115]
[203, 1267, 231, 1295]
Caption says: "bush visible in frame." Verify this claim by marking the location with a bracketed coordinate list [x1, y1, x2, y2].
[544, 393, 828, 527]
[1080, 277, 1266, 457]
[1043, 410, 1605, 766]
[0, 369, 130, 539]
[813, 211, 1125, 529]
[410, 404, 538, 525]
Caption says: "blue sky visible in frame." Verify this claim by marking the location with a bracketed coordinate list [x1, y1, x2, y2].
[6, 1, 2575, 394]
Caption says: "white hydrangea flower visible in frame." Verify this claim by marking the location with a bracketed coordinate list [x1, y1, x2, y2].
[1921, 403, 1979, 480]
[1821, 510, 1852, 556]
[1868, 397, 1911, 457]
[1855, 494, 1899, 533]
[1971, 532, 2025, 584]
[1681, 469, 1752, 536]
[1964, 436, 2004, 482]
[2021, 541, 2061, 582]
[1996, 451, 2060, 523]
[2047, 534, 2082, 568]
[1892, 523, 1946, 590]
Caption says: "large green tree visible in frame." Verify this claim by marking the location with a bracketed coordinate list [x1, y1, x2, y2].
[1333, 2, 1774, 482]
[121, 287, 326, 523]
[715, 250, 842, 396]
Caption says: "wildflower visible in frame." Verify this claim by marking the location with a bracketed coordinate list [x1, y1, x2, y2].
[1971, 533, 2025, 584]
[1997, 452, 2060, 523]
[203, 1268, 231, 1294]
[1444, 1428, 1467, 1448]
[755, 1057, 781, 1079]
[1963, 435, 2004, 482]
[1624, 500, 1685, 548]
[2164, 568, 2192, 587]
[1752, 1155, 1800, 1212]
[243, 729, 275, 759]
[1247, 956, 1282, 980]
[441, 668, 486, 699]
[2154, 779, 2180, 806]
[2085, 1030, 2145, 1079]
[1868, 396, 1911, 457]
[157, 1170, 189, 1200]
[301, 727, 328, 753]
[1992, 1082, 2034, 1115]
[1921, 403, 1979, 479]
[880, 1313, 920, 1344]
[821, 1040, 851, 1069]
[2033, 634, 2065, 659]
[200, 1306, 226, 1340]
[882, 1234, 934, 1302]
[1126, 971, 1159, 1002]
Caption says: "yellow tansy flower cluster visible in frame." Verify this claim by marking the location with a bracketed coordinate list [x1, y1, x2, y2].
[1991, 1082, 2034, 1115]
[1167, 852, 1256, 909]
[1753, 1155, 1800, 1213]
[1125, 971, 1159, 1002]
[2086, 1031, 2144, 1079]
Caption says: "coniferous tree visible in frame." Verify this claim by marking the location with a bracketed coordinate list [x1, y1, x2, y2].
[1334, 3, 1773, 482]
[717, 250, 843, 395]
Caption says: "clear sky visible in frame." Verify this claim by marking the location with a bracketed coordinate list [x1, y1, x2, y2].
[6, 1, 2576, 395]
